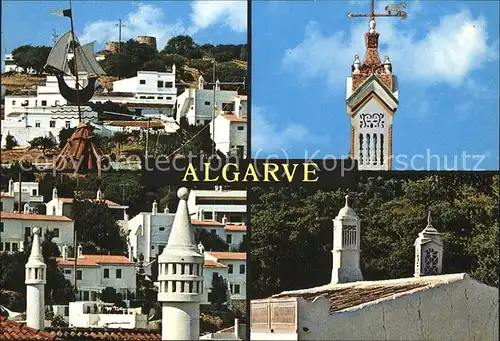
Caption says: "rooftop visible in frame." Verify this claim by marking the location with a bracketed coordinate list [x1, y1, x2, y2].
[0, 316, 60, 340]
[224, 224, 246, 232]
[56, 255, 133, 267]
[191, 219, 224, 227]
[0, 211, 73, 222]
[56, 198, 124, 208]
[204, 260, 228, 268]
[207, 252, 246, 261]
[45, 327, 161, 340]
[222, 114, 247, 123]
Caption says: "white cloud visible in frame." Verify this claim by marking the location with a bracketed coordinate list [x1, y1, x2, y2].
[79, 4, 187, 50]
[252, 106, 328, 155]
[283, 5, 498, 88]
[189, 0, 247, 34]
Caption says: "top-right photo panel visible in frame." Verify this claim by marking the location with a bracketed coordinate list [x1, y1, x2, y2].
[251, 0, 499, 171]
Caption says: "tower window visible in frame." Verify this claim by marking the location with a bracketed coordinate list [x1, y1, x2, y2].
[359, 134, 364, 165]
[424, 248, 439, 275]
[228, 264, 233, 274]
[380, 134, 385, 165]
[342, 225, 357, 248]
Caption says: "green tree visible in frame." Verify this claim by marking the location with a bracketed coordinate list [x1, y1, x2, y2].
[163, 35, 202, 59]
[5, 134, 18, 150]
[195, 229, 229, 252]
[58, 127, 76, 148]
[99, 287, 125, 306]
[12, 45, 51, 75]
[209, 273, 228, 309]
[72, 200, 126, 254]
[28, 136, 57, 155]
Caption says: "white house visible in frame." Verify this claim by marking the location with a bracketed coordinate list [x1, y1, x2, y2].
[111, 69, 177, 107]
[4, 53, 35, 74]
[67, 301, 147, 329]
[191, 219, 247, 250]
[0, 211, 74, 253]
[204, 251, 246, 303]
[187, 187, 247, 224]
[56, 247, 136, 302]
[209, 114, 247, 158]
[0, 179, 44, 212]
[176, 78, 247, 126]
[45, 188, 128, 224]
[126, 201, 175, 262]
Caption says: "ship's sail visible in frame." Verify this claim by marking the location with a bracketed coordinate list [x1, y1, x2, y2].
[45, 31, 72, 74]
[75, 42, 106, 76]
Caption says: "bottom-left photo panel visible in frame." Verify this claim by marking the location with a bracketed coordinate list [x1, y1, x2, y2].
[0, 171, 247, 340]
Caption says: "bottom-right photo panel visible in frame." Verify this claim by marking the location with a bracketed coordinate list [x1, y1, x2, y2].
[249, 173, 499, 341]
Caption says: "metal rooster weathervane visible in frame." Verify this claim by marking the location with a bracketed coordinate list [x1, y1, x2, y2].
[347, 0, 408, 20]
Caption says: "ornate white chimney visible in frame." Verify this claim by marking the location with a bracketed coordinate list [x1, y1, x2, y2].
[414, 212, 443, 277]
[25, 227, 46, 330]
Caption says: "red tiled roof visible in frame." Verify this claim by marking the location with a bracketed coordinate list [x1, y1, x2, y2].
[45, 327, 161, 340]
[0, 211, 73, 222]
[191, 219, 224, 226]
[56, 255, 133, 267]
[222, 114, 247, 123]
[105, 121, 165, 129]
[204, 260, 228, 268]
[207, 252, 246, 261]
[224, 224, 246, 232]
[0, 316, 60, 340]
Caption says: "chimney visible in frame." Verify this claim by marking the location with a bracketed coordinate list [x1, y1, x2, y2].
[23, 203, 30, 214]
[234, 318, 240, 339]
[215, 79, 220, 91]
[199, 209, 204, 221]
[96, 188, 102, 201]
[414, 211, 443, 277]
[77, 244, 84, 258]
[172, 64, 176, 75]
[8, 178, 14, 195]
[197, 242, 205, 254]
[128, 244, 134, 261]
[198, 75, 204, 90]
[52, 187, 58, 200]
[164, 206, 169, 214]
[152, 200, 158, 215]
[222, 215, 228, 225]
[62, 244, 69, 260]
[25, 227, 46, 331]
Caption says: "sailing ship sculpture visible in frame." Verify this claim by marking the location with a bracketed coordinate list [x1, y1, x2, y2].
[47, 5, 107, 172]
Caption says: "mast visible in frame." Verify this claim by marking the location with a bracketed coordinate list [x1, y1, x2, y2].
[68, 0, 82, 123]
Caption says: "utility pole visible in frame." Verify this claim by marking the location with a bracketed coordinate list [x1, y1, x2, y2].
[205, 63, 245, 156]
[73, 229, 78, 293]
[145, 117, 151, 160]
[18, 172, 22, 213]
[115, 19, 126, 53]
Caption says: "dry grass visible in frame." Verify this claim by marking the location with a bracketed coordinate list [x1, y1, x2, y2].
[0, 147, 59, 164]
[1, 74, 46, 89]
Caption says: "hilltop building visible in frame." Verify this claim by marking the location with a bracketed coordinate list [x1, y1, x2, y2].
[250, 198, 499, 340]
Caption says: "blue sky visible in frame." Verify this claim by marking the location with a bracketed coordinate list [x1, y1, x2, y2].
[1, 1, 247, 68]
[251, 1, 499, 170]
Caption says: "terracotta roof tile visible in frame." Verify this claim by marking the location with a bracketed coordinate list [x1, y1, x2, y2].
[0, 316, 60, 340]
[191, 219, 224, 226]
[0, 211, 73, 222]
[45, 327, 161, 340]
[207, 251, 246, 261]
[224, 224, 246, 232]
[56, 255, 133, 267]
[204, 260, 228, 268]
[105, 121, 165, 129]
[222, 114, 247, 123]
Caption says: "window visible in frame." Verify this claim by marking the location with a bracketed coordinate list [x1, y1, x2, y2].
[35, 121, 41, 128]
[53, 228, 59, 238]
[32, 189, 37, 196]
[236, 146, 244, 158]
[135, 109, 142, 115]
[52, 207, 56, 215]
[5, 243, 10, 252]
[204, 212, 213, 220]
[147, 96, 154, 99]
[226, 234, 232, 244]
[228, 264, 233, 274]
[157, 81, 164, 88]
[12, 100, 16, 105]
[42, 100, 47, 106]
[237, 126, 244, 131]
[204, 101, 210, 106]
[157, 97, 163, 100]
[140, 79, 146, 84]
[50, 121, 56, 128]
[65, 121, 71, 129]
[76, 270, 82, 280]
[0, 202, 2, 210]
[83, 291, 90, 301]
[233, 284, 240, 294]
[240, 264, 245, 274]
[222, 102, 235, 112]
[64, 307, 69, 316]
[104, 269, 109, 278]
[116, 269, 122, 278]
[12, 243, 18, 252]
[159, 227, 165, 231]
[210, 229, 217, 235]
[163, 81, 172, 88]
[64, 269, 71, 275]
[0, 222, 4, 232]
[140, 96, 146, 99]
[166, 96, 172, 100]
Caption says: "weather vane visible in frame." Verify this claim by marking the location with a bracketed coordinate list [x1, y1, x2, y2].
[347, 0, 407, 20]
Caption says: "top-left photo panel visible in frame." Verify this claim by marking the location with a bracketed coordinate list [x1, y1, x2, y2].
[1, 0, 248, 173]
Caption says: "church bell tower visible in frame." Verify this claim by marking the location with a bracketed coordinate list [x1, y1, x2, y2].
[346, 1, 407, 170]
